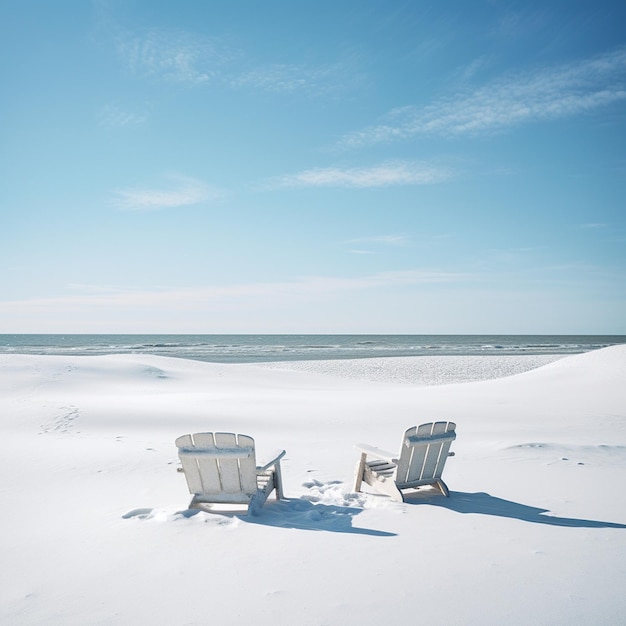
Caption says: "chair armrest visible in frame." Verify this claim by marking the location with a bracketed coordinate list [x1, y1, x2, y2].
[355, 443, 398, 464]
[256, 449, 286, 472]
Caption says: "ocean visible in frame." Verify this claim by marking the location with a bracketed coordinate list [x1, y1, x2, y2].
[0, 334, 623, 363]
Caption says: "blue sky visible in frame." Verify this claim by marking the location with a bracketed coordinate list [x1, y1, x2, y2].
[1, 0, 625, 333]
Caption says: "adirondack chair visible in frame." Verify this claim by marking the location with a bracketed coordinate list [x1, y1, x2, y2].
[175, 432, 285, 514]
[354, 422, 456, 501]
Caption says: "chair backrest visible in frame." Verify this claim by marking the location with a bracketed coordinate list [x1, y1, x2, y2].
[394, 422, 456, 487]
[175, 432, 258, 503]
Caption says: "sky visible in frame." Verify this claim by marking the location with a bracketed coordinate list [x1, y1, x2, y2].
[1, 0, 625, 334]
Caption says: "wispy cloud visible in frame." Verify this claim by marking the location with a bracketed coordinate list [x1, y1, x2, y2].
[97, 104, 147, 128]
[0, 270, 474, 332]
[117, 27, 234, 84]
[455, 56, 491, 84]
[265, 161, 452, 189]
[341, 47, 626, 146]
[110, 175, 222, 211]
[344, 235, 409, 255]
[491, 9, 551, 40]
[346, 235, 408, 246]
[579, 222, 607, 229]
[115, 26, 356, 96]
[230, 61, 359, 96]
[1, 269, 467, 315]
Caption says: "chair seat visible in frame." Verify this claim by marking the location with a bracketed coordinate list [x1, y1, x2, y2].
[366, 460, 396, 478]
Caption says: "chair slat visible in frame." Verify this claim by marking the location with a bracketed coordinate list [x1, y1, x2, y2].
[432, 422, 456, 479]
[178, 446, 254, 458]
[175, 434, 205, 495]
[402, 424, 433, 484]
[405, 431, 456, 446]
[420, 422, 448, 480]
[193, 433, 222, 495]
[213, 433, 242, 494]
[236, 434, 258, 494]
[395, 425, 418, 484]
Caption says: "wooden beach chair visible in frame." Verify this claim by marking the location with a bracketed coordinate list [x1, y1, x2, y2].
[175, 432, 285, 514]
[353, 422, 456, 501]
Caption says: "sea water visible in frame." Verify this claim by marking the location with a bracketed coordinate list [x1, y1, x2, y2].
[0, 334, 623, 363]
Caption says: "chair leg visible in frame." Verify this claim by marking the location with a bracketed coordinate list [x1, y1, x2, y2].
[248, 491, 266, 516]
[379, 479, 404, 502]
[274, 462, 284, 500]
[353, 452, 366, 492]
[435, 479, 450, 497]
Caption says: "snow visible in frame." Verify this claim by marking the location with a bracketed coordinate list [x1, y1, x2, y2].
[1, 347, 625, 625]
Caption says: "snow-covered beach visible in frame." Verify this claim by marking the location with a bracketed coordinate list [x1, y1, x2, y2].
[1, 347, 625, 625]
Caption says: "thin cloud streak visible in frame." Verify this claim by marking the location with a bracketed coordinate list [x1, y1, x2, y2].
[116, 27, 355, 96]
[266, 161, 452, 189]
[111, 175, 221, 211]
[341, 47, 626, 146]
[346, 235, 408, 246]
[98, 104, 147, 128]
[230, 61, 358, 96]
[0, 270, 468, 314]
[117, 28, 231, 84]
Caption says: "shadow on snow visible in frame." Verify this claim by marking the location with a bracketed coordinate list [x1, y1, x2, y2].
[181, 498, 396, 536]
[245, 498, 397, 536]
[414, 491, 626, 528]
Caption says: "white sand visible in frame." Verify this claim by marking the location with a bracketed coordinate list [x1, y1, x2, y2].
[1, 347, 625, 625]
[250, 354, 564, 385]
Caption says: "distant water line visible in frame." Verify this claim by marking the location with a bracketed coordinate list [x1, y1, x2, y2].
[0, 334, 624, 364]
